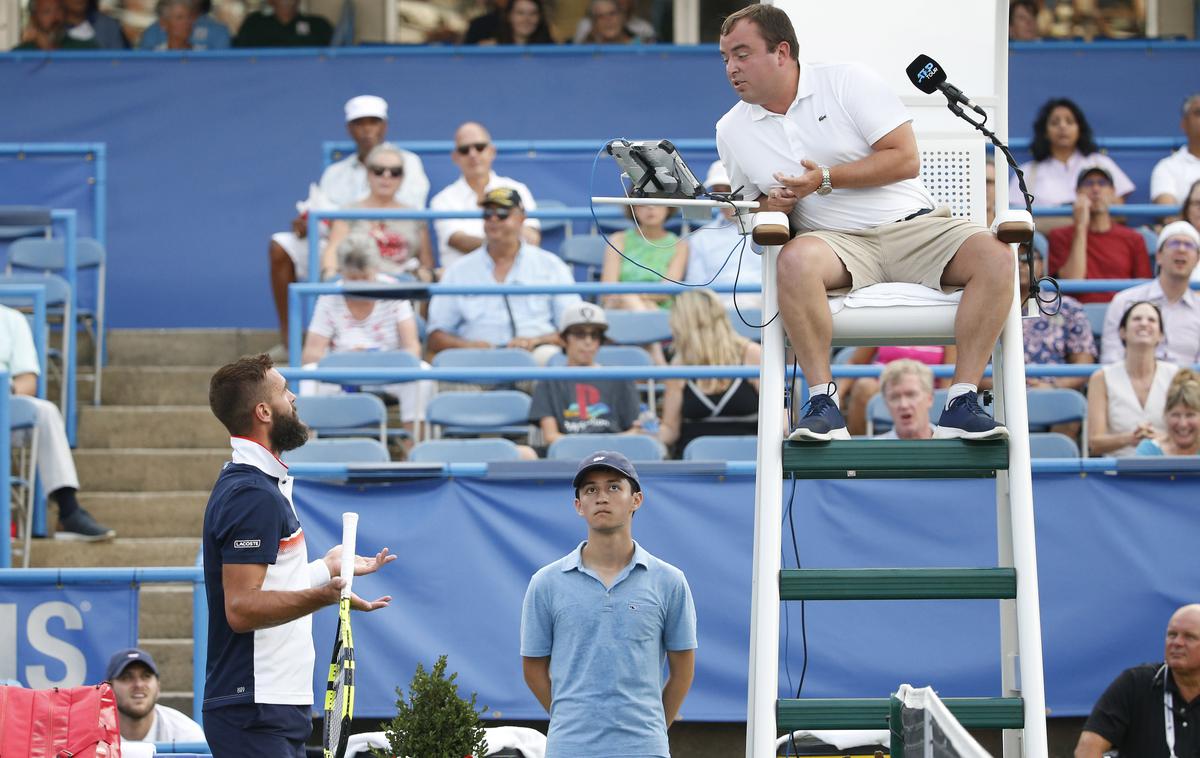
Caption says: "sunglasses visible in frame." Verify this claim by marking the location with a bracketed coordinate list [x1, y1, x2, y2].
[482, 207, 514, 220]
[456, 142, 490, 155]
[1164, 238, 1199, 251]
[1079, 178, 1112, 189]
[369, 165, 404, 178]
[566, 328, 605, 341]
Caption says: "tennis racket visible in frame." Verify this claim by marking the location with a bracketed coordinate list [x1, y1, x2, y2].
[323, 512, 358, 758]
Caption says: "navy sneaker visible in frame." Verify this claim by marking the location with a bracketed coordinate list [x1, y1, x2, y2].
[55, 508, 116, 542]
[788, 394, 851, 442]
[934, 391, 1009, 440]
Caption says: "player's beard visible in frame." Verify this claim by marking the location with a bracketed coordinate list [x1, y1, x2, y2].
[270, 410, 310, 453]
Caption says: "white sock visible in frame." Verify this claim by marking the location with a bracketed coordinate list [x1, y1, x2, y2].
[945, 383, 977, 409]
[808, 382, 839, 408]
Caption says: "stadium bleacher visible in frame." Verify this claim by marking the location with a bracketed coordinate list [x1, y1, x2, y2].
[4, 22, 1200, 757]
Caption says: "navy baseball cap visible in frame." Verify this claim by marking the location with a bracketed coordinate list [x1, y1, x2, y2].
[105, 648, 159, 681]
[573, 450, 641, 492]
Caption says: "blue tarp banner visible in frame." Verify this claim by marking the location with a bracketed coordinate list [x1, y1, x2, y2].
[294, 471, 1200, 721]
[0, 583, 138, 688]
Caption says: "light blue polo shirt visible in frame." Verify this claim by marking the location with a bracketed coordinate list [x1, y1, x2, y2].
[521, 541, 697, 757]
[426, 242, 580, 346]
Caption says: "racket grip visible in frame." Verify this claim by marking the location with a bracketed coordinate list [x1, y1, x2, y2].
[340, 512, 359, 598]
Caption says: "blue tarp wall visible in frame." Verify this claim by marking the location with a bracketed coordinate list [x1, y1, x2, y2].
[1, 44, 1197, 327]
[296, 470, 1200, 721]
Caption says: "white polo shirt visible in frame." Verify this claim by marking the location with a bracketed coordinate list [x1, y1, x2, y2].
[716, 61, 933, 233]
[1149, 146, 1200, 202]
[319, 150, 431, 210]
[429, 172, 540, 269]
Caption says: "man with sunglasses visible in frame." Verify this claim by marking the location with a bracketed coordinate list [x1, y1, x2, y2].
[1047, 166, 1151, 305]
[266, 95, 430, 357]
[530, 302, 642, 447]
[1101, 221, 1200, 365]
[430, 121, 541, 269]
[427, 188, 577, 364]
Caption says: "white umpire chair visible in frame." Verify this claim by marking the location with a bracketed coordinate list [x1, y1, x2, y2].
[743, 2, 1047, 757]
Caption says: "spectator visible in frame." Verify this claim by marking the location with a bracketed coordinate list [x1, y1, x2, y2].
[267, 95, 429, 355]
[319, 143, 435, 282]
[658, 289, 760, 457]
[520, 452, 696, 756]
[139, 0, 231, 50]
[485, 0, 555, 44]
[1150, 94, 1200, 207]
[1101, 221, 1200, 365]
[232, 0, 332, 47]
[1023, 250, 1096, 390]
[144, 0, 196, 50]
[63, 0, 128, 49]
[429, 122, 540, 270]
[1183, 179, 1200, 284]
[1136, 369, 1200, 456]
[573, 0, 655, 43]
[427, 188, 578, 363]
[600, 204, 688, 312]
[684, 160, 763, 308]
[1074, 604, 1200, 758]
[1048, 167, 1151, 303]
[14, 0, 99, 50]
[530, 302, 641, 447]
[1087, 301, 1179, 457]
[1010, 98, 1135, 208]
[837, 344, 955, 436]
[873, 359, 935, 440]
[1, 304, 114, 540]
[462, 0, 503, 44]
[1008, 0, 1041, 41]
[300, 234, 434, 441]
[106, 648, 205, 744]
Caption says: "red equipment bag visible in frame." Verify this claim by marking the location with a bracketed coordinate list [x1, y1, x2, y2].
[0, 683, 122, 757]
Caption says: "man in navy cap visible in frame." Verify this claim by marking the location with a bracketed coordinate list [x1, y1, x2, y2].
[520, 451, 697, 757]
[105, 647, 206, 745]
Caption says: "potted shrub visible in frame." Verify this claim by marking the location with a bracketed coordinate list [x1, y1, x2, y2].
[375, 654, 489, 758]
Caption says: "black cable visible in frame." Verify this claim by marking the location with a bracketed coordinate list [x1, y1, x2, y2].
[589, 144, 781, 330]
[944, 103, 1062, 316]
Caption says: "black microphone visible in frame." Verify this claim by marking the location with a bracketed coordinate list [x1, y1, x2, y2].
[905, 54, 984, 117]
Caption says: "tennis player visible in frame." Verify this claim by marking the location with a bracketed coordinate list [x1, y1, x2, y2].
[202, 354, 395, 757]
[521, 451, 697, 757]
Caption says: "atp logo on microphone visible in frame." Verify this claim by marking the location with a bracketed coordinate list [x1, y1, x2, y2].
[916, 62, 938, 83]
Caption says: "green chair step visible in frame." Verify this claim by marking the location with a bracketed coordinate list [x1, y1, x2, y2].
[782, 438, 1008, 479]
[777, 696, 1024, 731]
[779, 568, 1017, 601]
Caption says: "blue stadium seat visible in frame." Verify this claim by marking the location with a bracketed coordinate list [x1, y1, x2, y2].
[317, 350, 422, 392]
[431, 347, 538, 388]
[9, 396, 40, 568]
[682, 435, 758, 461]
[0, 205, 52, 241]
[1029, 432, 1080, 458]
[408, 438, 523, 463]
[281, 437, 391, 465]
[604, 310, 672, 345]
[558, 235, 607, 282]
[424, 390, 532, 439]
[295, 393, 388, 445]
[546, 433, 665, 462]
[727, 306, 763, 342]
[1081, 302, 1109, 341]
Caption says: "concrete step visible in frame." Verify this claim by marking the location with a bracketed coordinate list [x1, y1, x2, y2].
[106, 329, 278, 368]
[140, 584, 195, 639]
[78, 406, 227, 449]
[139, 638, 193, 694]
[74, 366, 214, 406]
[85, 491, 207, 539]
[75, 448, 227, 492]
[28, 537, 200, 568]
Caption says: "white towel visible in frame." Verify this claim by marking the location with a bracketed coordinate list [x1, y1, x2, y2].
[829, 282, 963, 314]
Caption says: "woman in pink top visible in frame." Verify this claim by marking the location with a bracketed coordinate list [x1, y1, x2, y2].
[839, 344, 956, 436]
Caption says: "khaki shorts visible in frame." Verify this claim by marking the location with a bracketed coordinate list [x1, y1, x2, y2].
[800, 206, 989, 293]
